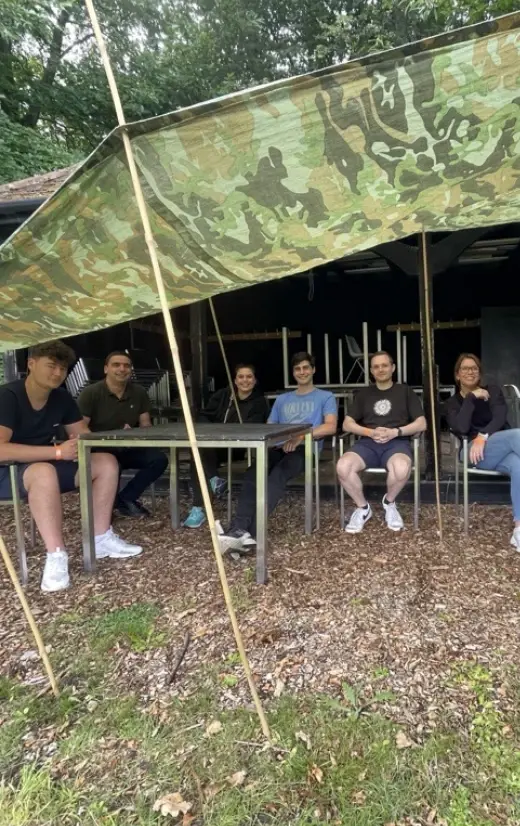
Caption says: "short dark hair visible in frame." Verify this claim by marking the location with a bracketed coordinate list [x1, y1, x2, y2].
[370, 350, 394, 366]
[105, 350, 132, 366]
[28, 340, 75, 368]
[292, 351, 315, 369]
[234, 363, 256, 376]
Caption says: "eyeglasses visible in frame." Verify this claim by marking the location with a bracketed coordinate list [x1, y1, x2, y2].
[459, 366, 479, 373]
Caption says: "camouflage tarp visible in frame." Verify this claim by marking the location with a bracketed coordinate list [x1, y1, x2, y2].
[0, 13, 519, 351]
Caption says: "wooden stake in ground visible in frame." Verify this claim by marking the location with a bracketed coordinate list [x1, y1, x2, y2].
[420, 231, 443, 541]
[84, 0, 271, 742]
[0, 536, 59, 697]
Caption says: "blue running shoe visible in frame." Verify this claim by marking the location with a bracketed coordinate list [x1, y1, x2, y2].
[210, 476, 228, 498]
[183, 506, 206, 528]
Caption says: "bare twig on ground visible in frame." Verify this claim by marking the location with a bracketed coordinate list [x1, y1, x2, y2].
[168, 631, 191, 684]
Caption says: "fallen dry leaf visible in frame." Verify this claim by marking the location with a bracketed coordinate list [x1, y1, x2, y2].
[227, 770, 247, 787]
[296, 730, 312, 750]
[205, 720, 222, 736]
[153, 793, 192, 818]
[351, 790, 366, 805]
[274, 677, 285, 697]
[310, 764, 323, 784]
[177, 608, 196, 620]
[205, 782, 225, 800]
[395, 730, 414, 749]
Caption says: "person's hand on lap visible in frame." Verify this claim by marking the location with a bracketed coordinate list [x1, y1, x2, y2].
[469, 436, 486, 464]
[282, 436, 303, 453]
[58, 438, 78, 461]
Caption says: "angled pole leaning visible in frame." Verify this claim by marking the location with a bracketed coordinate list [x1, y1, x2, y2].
[420, 231, 443, 541]
[208, 298, 242, 423]
[0, 536, 59, 697]
[84, 0, 271, 742]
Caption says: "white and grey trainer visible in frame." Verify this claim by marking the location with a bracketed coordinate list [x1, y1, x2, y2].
[382, 495, 404, 531]
[41, 549, 70, 592]
[95, 528, 143, 559]
[345, 505, 372, 534]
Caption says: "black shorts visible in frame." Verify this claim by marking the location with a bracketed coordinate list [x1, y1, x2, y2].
[0, 461, 78, 500]
[347, 437, 413, 469]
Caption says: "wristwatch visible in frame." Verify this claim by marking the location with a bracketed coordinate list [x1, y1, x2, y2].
[397, 427, 403, 438]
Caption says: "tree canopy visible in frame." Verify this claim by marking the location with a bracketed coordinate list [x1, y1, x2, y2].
[0, 0, 516, 184]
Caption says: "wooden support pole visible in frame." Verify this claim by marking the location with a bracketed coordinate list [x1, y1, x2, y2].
[419, 231, 443, 539]
[189, 301, 207, 411]
[85, 0, 271, 742]
[362, 322, 369, 385]
[0, 536, 59, 697]
[208, 297, 242, 422]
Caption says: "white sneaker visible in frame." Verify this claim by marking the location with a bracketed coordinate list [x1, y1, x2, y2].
[382, 496, 404, 531]
[345, 505, 372, 534]
[41, 549, 70, 592]
[510, 528, 520, 550]
[95, 528, 143, 559]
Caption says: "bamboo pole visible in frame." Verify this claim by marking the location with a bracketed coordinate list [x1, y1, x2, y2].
[208, 297, 242, 423]
[420, 232, 443, 541]
[0, 537, 59, 697]
[85, 0, 271, 742]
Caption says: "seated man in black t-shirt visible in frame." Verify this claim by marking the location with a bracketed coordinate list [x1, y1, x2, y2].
[0, 341, 143, 593]
[337, 351, 426, 534]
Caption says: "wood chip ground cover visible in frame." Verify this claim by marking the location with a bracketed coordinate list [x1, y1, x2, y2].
[1, 496, 520, 825]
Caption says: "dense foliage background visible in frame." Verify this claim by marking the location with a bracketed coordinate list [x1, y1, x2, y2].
[0, 0, 515, 183]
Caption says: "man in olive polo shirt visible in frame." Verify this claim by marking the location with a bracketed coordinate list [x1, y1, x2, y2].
[78, 351, 168, 517]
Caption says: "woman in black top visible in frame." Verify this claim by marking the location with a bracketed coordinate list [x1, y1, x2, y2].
[183, 363, 270, 528]
[446, 352, 520, 549]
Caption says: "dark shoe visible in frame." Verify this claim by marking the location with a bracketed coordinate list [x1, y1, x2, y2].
[210, 475, 228, 499]
[218, 527, 255, 554]
[115, 498, 150, 518]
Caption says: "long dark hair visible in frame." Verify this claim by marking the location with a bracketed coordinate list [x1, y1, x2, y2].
[453, 352, 481, 385]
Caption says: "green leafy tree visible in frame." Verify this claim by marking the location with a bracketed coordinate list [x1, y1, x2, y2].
[0, 0, 517, 183]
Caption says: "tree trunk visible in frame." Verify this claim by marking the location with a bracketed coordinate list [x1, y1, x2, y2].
[0, 36, 19, 121]
[22, 8, 71, 128]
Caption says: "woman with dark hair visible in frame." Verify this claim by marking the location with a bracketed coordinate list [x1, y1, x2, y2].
[183, 363, 270, 528]
[446, 353, 520, 548]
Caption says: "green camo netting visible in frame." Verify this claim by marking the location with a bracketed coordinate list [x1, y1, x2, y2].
[0, 12, 519, 351]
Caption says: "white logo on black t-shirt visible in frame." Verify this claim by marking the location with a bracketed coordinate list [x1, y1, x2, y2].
[374, 399, 392, 416]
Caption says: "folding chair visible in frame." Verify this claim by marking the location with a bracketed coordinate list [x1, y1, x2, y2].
[454, 436, 506, 535]
[338, 434, 421, 530]
[344, 336, 374, 383]
[0, 463, 36, 585]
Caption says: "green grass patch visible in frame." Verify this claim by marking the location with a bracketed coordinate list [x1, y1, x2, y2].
[2, 668, 520, 826]
[2, 633, 520, 826]
[86, 602, 165, 653]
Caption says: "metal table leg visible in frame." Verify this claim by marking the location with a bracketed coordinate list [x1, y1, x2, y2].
[314, 441, 320, 532]
[10, 466, 28, 586]
[256, 444, 268, 585]
[227, 447, 232, 524]
[169, 446, 180, 529]
[463, 438, 469, 535]
[304, 433, 313, 534]
[78, 441, 95, 572]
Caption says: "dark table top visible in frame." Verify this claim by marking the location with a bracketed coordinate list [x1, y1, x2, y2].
[79, 423, 312, 443]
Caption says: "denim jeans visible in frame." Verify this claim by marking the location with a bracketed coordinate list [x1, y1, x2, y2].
[475, 429, 520, 520]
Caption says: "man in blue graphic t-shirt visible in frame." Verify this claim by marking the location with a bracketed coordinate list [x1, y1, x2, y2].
[218, 352, 337, 552]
